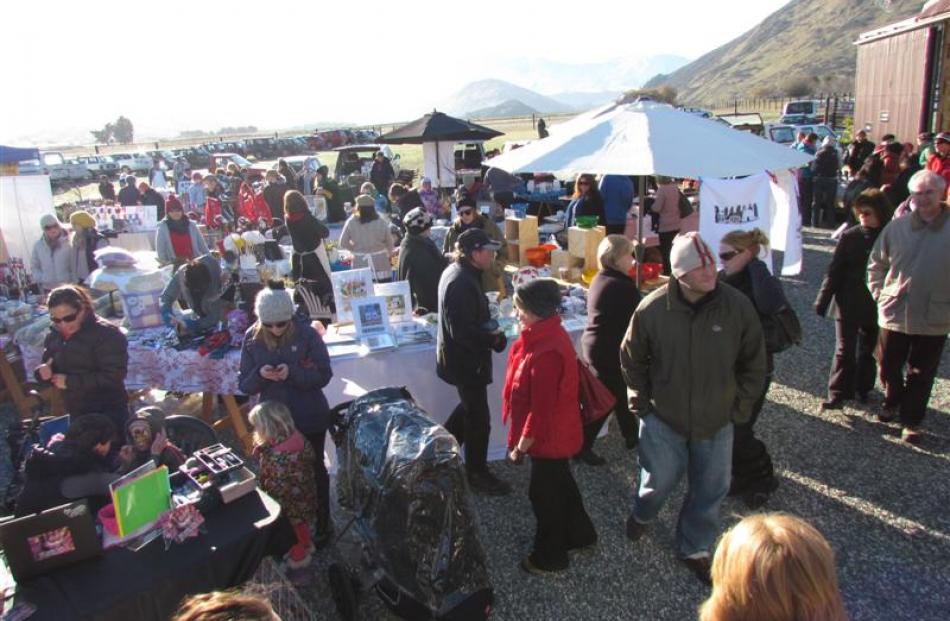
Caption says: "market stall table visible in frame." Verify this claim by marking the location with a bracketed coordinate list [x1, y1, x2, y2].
[113, 232, 156, 252]
[3, 489, 294, 621]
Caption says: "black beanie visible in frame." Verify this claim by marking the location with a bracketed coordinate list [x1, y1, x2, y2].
[514, 278, 561, 319]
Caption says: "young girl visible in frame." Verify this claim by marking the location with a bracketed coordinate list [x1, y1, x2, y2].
[248, 401, 318, 569]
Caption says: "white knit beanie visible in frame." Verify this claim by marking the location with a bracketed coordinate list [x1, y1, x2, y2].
[254, 285, 295, 324]
[670, 232, 715, 279]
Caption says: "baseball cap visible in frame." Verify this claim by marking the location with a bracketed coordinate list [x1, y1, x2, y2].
[457, 228, 501, 254]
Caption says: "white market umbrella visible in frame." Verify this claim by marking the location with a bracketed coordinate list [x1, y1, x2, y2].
[485, 101, 812, 178]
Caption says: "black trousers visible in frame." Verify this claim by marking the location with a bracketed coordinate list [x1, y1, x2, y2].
[444, 384, 491, 472]
[828, 319, 878, 400]
[732, 358, 775, 494]
[528, 457, 597, 570]
[605, 223, 626, 236]
[303, 430, 331, 525]
[658, 231, 678, 276]
[582, 368, 638, 451]
[798, 176, 813, 225]
[878, 329, 947, 428]
[812, 177, 838, 228]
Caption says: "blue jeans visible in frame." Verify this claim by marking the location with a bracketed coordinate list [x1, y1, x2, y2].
[631, 414, 733, 558]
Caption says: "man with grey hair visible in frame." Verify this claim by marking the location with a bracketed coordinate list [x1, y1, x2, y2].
[867, 169, 950, 443]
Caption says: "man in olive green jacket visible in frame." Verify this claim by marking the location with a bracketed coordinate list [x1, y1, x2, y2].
[443, 197, 507, 293]
[620, 232, 766, 584]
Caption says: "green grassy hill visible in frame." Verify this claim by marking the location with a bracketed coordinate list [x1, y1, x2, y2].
[645, 0, 923, 106]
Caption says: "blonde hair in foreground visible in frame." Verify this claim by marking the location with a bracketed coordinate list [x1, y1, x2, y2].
[597, 234, 634, 272]
[248, 401, 297, 445]
[699, 513, 848, 621]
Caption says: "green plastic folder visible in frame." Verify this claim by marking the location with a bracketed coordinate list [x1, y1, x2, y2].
[112, 465, 171, 537]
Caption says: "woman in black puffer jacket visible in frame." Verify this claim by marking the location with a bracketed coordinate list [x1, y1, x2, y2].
[34, 286, 129, 431]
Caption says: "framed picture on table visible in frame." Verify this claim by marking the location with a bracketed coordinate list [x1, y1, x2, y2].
[351, 296, 389, 337]
[330, 268, 374, 323]
[373, 280, 412, 323]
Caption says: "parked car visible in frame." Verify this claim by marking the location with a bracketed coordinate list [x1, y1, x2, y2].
[244, 138, 277, 160]
[263, 155, 324, 177]
[332, 144, 400, 182]
[765, 123, 841, 155]
[40, 152, 88, 183]
[454, 143, 486, 173]
[16, 158, 50, 176]
[111, 152, 153, 174]
[716, 113, 765, 136]
[180, 146, 211, 169]
[77, 155, 119, 177]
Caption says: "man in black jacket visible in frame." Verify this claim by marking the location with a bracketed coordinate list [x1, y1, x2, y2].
[437, 229, 510, 495]
[811, 137, 841, 228]
[138, 181, 166, 221]
[845, 130, 874, 173]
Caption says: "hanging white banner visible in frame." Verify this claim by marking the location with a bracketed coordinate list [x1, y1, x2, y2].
[698, 172, 802, 276]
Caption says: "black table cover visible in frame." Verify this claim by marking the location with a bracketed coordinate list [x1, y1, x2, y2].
[9, 490, 294, 621]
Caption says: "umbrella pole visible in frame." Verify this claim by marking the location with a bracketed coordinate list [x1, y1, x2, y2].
[636, 175, 646, 288]
[435, 140, 441, 188]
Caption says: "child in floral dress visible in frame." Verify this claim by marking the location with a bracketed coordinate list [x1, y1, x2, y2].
[249, 401, 318, 568]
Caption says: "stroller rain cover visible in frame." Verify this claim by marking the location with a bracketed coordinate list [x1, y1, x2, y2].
[335, 387, 492, 618]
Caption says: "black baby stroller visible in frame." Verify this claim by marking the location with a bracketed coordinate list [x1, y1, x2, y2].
[327, 387, 493, 621]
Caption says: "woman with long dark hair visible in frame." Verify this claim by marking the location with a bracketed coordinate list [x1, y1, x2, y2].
[284, 190, 333, 309]
[339, 194, 395, 282]
[565, 173, 605, 227]
[815, 189, 891, 410]
[34, 286, 128, 430]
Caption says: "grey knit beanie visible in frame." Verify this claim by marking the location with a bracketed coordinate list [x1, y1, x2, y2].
[513, 278, 561, 319]
[254, 284, 295, 324]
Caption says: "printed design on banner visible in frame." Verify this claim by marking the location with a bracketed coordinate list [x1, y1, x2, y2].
[713, 202, 761, 225]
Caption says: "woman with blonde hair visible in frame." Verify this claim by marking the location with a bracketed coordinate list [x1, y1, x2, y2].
[173, 589, 279, 621]
[718, 228, 788, 508]
[579, 235, 641, 464]
[699, 513, 848, 621]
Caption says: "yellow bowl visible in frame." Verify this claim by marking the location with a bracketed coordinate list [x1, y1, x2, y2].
[581, 268, 598, 285]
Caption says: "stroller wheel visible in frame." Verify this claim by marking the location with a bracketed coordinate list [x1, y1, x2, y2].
[328, 563, 360, 621]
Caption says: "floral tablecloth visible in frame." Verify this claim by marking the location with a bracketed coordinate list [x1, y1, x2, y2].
[20, 340, 243, 395]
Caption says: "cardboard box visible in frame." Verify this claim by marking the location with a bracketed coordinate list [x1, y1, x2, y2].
[567, 225, 606, 268]
[550, 248, 583, 272]
[218, 467, 258, 504]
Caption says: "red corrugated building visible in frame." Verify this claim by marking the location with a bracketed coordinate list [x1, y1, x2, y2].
[855, 0, 950, 140]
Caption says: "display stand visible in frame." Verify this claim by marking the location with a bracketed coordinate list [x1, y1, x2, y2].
[504, 215, 539, 266]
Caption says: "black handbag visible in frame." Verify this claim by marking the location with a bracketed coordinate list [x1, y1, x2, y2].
[762, 305, 802, 353]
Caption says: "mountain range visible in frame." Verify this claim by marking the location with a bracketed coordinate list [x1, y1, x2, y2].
[644, 0, 923, 106]
[439, 54, 689, 118]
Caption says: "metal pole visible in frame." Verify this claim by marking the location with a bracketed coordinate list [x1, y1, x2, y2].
[636, 175, 646, 288]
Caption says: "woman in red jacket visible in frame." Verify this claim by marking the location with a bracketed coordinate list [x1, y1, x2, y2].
[502, 278, 597, 574]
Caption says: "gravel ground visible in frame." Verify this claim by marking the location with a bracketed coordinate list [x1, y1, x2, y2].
[2, 226, 946, 620]
[293, 226, 949, 621]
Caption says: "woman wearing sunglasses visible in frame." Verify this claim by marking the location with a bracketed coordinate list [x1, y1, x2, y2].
[717, 228, 787, 509]
[34, 285, 129, 431]
[442, 196, 507, 293]
[564, 173, 605, 228]
[238, 282, 334, 547]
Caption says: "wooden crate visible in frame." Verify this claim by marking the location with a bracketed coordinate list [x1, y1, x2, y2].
[550, 248, 584, 273]
[504, 216, 539, 265]
[567, 225, 606, 269]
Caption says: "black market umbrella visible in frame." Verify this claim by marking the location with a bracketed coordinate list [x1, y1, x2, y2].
[378, 111, 504, 188]
[377, 110, 503, 144]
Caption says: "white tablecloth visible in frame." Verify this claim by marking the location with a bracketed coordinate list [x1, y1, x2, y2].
[114, 232, 156, 252]
[22, 326, 585, 463]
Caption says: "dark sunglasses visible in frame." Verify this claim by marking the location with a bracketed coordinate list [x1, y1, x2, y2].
[51, 312, 80, 324]
[458, 209, 474, 216]
[44, 224, 60, 230]
[262, 321, 289, 329]
[719, 250, 741, 262]
[576, 181, 590, 187]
